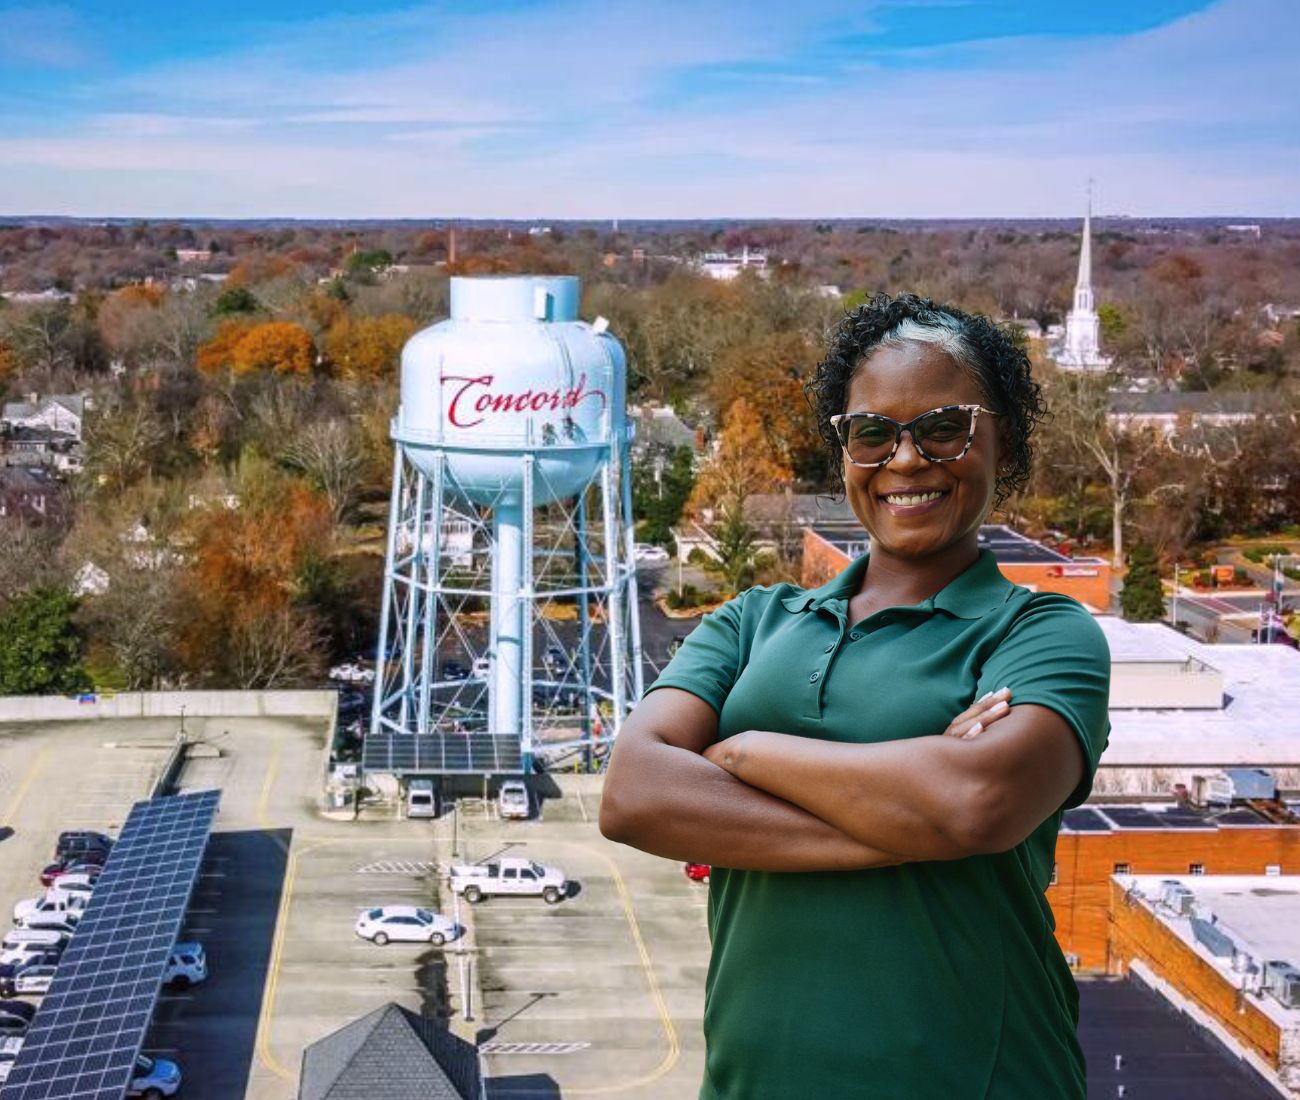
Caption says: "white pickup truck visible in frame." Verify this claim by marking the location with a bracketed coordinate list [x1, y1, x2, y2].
[449, 857, 569, 904]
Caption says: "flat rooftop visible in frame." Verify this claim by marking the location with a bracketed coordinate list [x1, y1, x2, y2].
[1124, 874, 1300, 1028]
[1062, 802, 1286, 834]
[1077, 975, 1279, 1100]
[1095, 619, 1300, 766]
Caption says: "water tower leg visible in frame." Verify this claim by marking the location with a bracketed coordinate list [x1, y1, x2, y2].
[619, 440, 645, 715]
[490, 501, 524, 747]
[576, 490, 594, 772]
[370, 446, 405, 745]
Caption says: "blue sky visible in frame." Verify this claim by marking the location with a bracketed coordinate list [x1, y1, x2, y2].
[0, 0, 1296, 218]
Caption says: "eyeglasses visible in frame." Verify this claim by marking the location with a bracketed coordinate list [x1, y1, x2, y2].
[829, 404, 999, 468]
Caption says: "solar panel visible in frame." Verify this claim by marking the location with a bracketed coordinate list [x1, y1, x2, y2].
[1098, 807, 1166, 830]
[1216, 809, 1269, 826]
[363, 732, 525, 774]
[1061, 808, 1111, 832]
[0, 790, 220, 1100]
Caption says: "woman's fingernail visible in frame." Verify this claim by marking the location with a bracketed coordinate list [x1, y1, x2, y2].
[996, 686, 1010, 697]
[978, 691, 993, 702]
[965, 722, 983, 738]
[989, 700, 1008, 715]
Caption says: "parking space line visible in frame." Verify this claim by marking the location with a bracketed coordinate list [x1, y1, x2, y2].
[1, 747, 50, 821]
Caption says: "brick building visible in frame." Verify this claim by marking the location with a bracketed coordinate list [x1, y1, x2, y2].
[1049, 802, 1300, 971]
[1107, 875, 1300, 1095]
[801, 522, 1113, 610]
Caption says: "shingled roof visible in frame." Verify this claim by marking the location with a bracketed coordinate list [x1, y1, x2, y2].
[299, 1003, 480, 1100]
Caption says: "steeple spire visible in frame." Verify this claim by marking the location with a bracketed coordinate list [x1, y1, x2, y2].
[1053, 181, 1112, 373]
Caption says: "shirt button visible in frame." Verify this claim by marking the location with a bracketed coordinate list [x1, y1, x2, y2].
[849, 631, 862, 641]
[824, 644, 835, 653]
[809, 671, 821, 683]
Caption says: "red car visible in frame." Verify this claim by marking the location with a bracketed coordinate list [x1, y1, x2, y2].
[683, 863, 711, 885]
[40, 858, 106, 888]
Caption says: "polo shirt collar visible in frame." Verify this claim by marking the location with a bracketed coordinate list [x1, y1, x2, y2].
[780, 548, 1014, 619]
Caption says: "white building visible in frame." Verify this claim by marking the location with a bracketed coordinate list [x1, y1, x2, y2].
[698, 246, 768, 281]
[1092, 615, 1300, 796]
[1052, 202, 1114, 373]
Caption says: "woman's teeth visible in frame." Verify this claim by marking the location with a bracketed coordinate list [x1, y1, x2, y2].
[882, 491, 944, 505]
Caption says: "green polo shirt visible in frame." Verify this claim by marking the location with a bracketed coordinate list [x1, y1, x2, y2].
[647, 549, 1111, 1099]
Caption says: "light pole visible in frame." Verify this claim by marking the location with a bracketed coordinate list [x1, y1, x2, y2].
[1171, 562, 1179, 631]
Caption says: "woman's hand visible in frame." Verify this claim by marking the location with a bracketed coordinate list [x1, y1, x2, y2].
[941, 687, 1012, 740]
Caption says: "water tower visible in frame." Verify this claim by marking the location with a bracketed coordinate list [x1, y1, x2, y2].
[363, 275, 643, 781]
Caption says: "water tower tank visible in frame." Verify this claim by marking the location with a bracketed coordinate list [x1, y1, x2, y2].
[395, 275, 627, 505]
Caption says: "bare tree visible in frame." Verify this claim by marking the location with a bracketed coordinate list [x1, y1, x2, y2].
[229, 605, 326, 688]
[1041, 371, 1178, 569]
[280, 419, 366, 524]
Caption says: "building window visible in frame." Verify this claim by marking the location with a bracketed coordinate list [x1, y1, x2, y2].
[1050, 863, 1058, 886]
[1113, 862, 1131, 875]
[1266, 864, 1281, 876]
[1189, 863, 1205, 875]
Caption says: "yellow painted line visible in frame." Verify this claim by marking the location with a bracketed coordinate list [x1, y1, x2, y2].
[255, 836, 320, 1083]
[567, 850, 681, 1095]
[1, 747, 50, 822]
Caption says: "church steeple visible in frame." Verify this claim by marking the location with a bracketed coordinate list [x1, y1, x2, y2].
[1054, 182, 1112, 373]
[1073, 182, 1094, 313]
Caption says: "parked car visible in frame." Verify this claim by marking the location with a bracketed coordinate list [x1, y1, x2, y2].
[45, 876, 96, 904]
[0, 959, 57, 997]
[329, 662, 375, 684]
[634, 543, 670, 564]
[449, 857, 569, 904]
[471, 655, 491, 678]
[531, 683, 582, 709]
[163, 943, 207, 989]
[0, 1000, 34, 1036]
[498, 781, 530, 820]
[15, 914, 79, 938]
[39, 857, 105, 887]
[683, 863, 711, 885]
[127, 1054, 182, 1098]
[541, 645, 568, 673]
[441, 660, 469, 682]
[354, 906, 459, 947]
[0, 930, 66, 966]
[54, 831, 112, 862]
[0, 1036, 22, 1084]
[13, 893, 88, 926]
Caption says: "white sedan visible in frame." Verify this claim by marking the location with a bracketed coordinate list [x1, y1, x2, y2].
[355, 906, 459, 947]
[329, 662, 375, 684]
[634, 543, 670, 564]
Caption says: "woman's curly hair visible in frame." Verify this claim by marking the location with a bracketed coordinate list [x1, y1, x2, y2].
[804, 291, 1047, 510]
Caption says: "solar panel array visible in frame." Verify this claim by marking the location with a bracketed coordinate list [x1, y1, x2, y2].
[363, 732, 524, 774]
[0, 790, 221, 1100]
[1061, 804, 1270, 834]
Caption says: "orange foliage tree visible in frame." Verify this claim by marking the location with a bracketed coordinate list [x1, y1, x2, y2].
[197, 320, 315, 376]
[195, 319, 254, 374]
[232, 321, 315, 375]
[687, 396, 794, 520]
[180, 467, 332, 686]
[708, 330, 821, 478]
[324, 313, 416, 380]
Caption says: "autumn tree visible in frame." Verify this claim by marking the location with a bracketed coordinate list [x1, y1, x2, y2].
[180, 459, 332, 687]
[689, 398, 793, 520]
[323, 313, 416, 380]
[82, 402, 167, 495]
[231, 321, 315, 376]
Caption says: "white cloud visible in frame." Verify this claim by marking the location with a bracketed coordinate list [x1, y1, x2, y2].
[0, 0, 1296, 216]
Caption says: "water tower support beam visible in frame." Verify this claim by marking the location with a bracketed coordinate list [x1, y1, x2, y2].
[601, 455, 627, 732]
[369, 445, 406, 740]
[619, 440, 645, 713]
[417, 450, 444, 735]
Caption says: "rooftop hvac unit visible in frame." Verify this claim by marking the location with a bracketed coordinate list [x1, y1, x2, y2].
[1190, 772, 1233, 808]
[1221, 767, 1276, 802]
[1191, 916, 1236, 958]
[1160, 880, 1195, 915]
[1262, 960, 1300, 1008]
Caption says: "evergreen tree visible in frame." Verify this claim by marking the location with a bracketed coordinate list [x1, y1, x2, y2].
[0, 586, 92, 695]
[1121, 542, 1166, 622]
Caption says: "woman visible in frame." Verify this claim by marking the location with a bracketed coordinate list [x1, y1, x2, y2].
[600, 293, 1111, 1099]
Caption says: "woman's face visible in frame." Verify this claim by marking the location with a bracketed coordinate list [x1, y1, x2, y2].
[841, 340, 1006, 563]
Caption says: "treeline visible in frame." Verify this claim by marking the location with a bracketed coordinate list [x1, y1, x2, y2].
[1, 221, 1299, 690]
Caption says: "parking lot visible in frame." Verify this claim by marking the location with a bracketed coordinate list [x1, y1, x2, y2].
[0, 708, 710, 1098]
